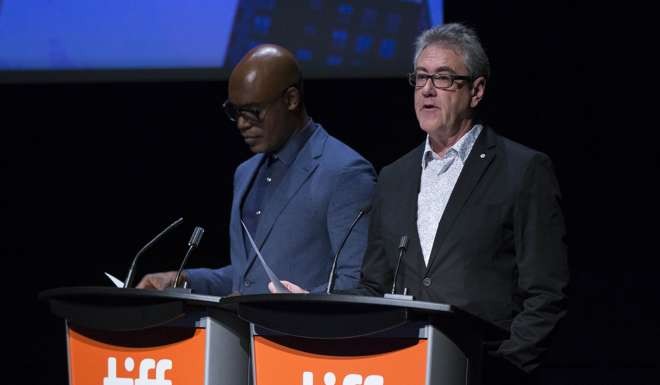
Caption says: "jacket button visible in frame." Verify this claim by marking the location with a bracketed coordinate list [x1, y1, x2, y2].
[422, 277, 432, 287]
[244, 280, 251, 287]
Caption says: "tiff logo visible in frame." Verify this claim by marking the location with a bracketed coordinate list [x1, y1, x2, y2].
[303, 371, 384, 385]
[103, 357, 172, 385]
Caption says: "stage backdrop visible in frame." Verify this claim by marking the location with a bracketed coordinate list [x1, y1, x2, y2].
[1, 1, 655, 384]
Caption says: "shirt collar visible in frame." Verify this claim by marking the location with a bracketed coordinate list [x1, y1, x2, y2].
[421, 124, 483, 169]
[271, 118, 316, 166]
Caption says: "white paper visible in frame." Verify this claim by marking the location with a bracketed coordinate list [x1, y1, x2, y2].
[240, 220, 289, 293]
[105, 272, 124, 288]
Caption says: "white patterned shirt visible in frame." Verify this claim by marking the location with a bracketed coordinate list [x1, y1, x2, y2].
[417, 124, 482, 265]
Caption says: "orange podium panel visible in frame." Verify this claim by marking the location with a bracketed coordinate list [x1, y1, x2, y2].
[68, 326, 206, 385]
[253, 336, 428, 385]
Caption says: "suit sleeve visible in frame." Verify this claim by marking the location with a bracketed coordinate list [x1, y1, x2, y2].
[185, 265, 234, 296]
[308, 160, 376, 293]
[496, 154, 569, 372]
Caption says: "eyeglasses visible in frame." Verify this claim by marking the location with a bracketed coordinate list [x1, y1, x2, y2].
[408, 72, 474, 89]
[222, 99, 268, 124]
[222, 83, 299, 124]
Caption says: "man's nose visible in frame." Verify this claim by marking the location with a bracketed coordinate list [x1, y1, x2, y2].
[421, 79, 437, 96]
[236, 115, 251, 131]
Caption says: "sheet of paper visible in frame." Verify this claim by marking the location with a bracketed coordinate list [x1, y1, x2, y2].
[240, 220, 289, 293]
[104, 272, 124, 288]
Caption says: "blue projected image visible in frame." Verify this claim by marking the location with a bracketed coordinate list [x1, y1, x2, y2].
[0, 0, 239, 70]
[0, 0, 443, 80]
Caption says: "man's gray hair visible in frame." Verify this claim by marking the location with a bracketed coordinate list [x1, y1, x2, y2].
[413, 23, 490, 79]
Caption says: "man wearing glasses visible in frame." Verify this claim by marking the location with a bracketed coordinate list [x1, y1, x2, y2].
[138, 44, 375, 294]
[351, 23, 568, 384]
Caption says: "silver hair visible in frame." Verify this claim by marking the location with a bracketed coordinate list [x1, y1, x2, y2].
[413, 23, 490, 79]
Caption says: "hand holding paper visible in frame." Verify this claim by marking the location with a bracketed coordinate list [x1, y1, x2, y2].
[268, 280, 308, 293]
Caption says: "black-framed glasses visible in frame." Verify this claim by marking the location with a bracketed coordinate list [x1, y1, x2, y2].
[408, 72, 474, 89]
[222, 83, 300, 124]
[222, 100, 266, 124]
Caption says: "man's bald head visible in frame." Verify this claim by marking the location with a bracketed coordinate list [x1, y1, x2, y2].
[226, 44, 308, 154]
[228, 44, 303, 107]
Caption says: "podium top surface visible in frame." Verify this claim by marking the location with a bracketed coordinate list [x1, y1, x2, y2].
[39, 287, 502, 338]
[39, 286, 223, 306]
[224, 293, 453, 312]
[39, 287, 228, 331]
[39, 287, 457, 315]
[225, 294, 496, 339]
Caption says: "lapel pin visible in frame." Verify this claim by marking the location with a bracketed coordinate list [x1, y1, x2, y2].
[480, 153, 486, 159]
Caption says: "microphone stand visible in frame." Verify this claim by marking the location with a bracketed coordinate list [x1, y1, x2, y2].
[326, 206, 371, 294]
[384, 235, 413, 300]
[168, 226, 205, 294]
[124, 217, 183, 288]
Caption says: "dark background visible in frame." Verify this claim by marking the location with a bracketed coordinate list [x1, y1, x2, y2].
[1, 1, 657, 384]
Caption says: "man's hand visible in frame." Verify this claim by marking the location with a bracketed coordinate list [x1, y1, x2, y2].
[268, 280, 309, 293]
[136, 271, 187, 290]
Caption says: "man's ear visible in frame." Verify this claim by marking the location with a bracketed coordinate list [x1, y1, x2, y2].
[470, 76, 486, 108]
[284, 86, 301, 111]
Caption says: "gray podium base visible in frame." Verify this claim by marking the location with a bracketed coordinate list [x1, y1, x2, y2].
[205, 309, 250, 385]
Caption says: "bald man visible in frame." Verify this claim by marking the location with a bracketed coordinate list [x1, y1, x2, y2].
[137, 45, 376, 295]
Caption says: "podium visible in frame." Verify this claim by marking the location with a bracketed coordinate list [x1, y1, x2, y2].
[227, 294, 500, 385]
[39, 287, 249, 385]
[41, 289, 501, 385]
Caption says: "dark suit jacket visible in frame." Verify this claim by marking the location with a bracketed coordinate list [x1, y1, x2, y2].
[187, 123, 376, 295]
[359, 126, 568, 374]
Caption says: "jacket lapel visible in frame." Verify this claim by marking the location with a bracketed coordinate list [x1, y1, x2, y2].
[425, 126, 497, 272]
[249, 127, 326, 258]
[234, 154, 265, 261]
[396, 144, 427, 277]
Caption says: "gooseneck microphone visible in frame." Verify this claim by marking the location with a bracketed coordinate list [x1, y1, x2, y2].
[124, 217, 184, 288]
[390, 235, 409, 294]
[326, 205, 371, 294]
[173, 226, 205, 288]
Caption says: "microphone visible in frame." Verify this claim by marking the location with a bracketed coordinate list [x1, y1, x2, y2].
[390, 235, 409, 294]
[124, 217, 184, 288]
[326, 205, 371, 294]
[384, 235, 413, 300]
[173, 226, 205, 289]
